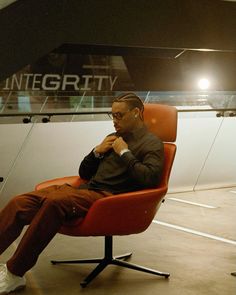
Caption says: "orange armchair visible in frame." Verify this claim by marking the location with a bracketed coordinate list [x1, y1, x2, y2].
[35, 103, 177, 287]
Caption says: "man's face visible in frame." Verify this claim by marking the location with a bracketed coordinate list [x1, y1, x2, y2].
[111, 101, 137, 134]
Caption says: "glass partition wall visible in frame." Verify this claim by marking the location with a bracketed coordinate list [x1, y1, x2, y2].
[1, 90, 236, 124]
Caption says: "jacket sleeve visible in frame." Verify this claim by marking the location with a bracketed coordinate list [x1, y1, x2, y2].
[78, 150, 101, 180]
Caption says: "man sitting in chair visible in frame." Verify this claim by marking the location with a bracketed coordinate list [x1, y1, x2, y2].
[0, 93, 164, 294]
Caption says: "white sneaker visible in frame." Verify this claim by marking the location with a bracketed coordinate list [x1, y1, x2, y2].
[0, 264, 26, 294]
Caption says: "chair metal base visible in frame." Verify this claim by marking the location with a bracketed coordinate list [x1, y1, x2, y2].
[51, 236, 170, 287]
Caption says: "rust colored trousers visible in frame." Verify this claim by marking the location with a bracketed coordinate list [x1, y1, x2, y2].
[0, 184, 110, 276]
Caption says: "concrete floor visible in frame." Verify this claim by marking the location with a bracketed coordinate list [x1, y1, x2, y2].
[1, 187, 236, 295]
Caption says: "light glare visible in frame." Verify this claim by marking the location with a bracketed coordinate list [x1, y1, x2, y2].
[198, 78, 210, 90]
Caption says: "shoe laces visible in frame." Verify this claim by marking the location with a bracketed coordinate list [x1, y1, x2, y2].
[0, 264, 7, 282]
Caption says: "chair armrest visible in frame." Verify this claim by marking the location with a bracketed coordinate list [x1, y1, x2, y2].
[35, 176, 86, 190]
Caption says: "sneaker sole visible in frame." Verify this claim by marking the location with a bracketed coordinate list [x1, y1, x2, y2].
[1, 284, 26, 295]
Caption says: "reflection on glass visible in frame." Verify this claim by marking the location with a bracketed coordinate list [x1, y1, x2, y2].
[0, 90, 236, 123]
[18, 96, 31, 112]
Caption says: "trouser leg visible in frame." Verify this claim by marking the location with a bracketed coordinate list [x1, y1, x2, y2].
[0, 191, 43, 255]
[5, 184, 109, 276]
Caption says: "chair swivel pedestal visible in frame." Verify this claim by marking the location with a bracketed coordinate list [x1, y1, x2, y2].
[51, 236, 170, 287]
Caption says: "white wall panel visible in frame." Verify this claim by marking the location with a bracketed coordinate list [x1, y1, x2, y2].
[168, 112, 224, 193]
[195, 117, 236, 190]
[0, 124, 32, 191]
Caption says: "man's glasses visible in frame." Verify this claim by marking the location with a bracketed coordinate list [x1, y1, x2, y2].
[108, 110, 131, 120]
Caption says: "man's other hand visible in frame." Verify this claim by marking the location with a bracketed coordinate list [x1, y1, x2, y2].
[95, 135, 118, 154]
[112, 137, 128, 155]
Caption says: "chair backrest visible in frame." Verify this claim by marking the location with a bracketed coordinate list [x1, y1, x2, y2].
[143, 103, 177, 142]
[143, 103, 177, 188]
[144, 104, 178, 188]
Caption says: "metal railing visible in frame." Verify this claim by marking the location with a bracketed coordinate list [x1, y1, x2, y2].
[1, 90, 236, 123]
[1, 107, 236, 124]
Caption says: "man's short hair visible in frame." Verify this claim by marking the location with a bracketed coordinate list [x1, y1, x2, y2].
[113, 93, 144, 119]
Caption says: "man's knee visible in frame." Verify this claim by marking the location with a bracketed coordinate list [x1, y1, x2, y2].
[3, 195, 34, 224]
[7, 194, 27, 209]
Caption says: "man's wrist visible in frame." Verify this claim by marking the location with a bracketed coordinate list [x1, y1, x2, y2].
[93, 148, 104, 159]
[119, 148, 130, 157]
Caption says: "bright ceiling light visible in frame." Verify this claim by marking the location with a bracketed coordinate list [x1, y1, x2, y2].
[198, 78, 210, 90]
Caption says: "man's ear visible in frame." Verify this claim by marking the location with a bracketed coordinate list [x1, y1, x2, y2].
[134, 107, 140, 118]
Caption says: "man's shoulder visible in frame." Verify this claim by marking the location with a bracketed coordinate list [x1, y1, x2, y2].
[145, 130, 163, 143]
